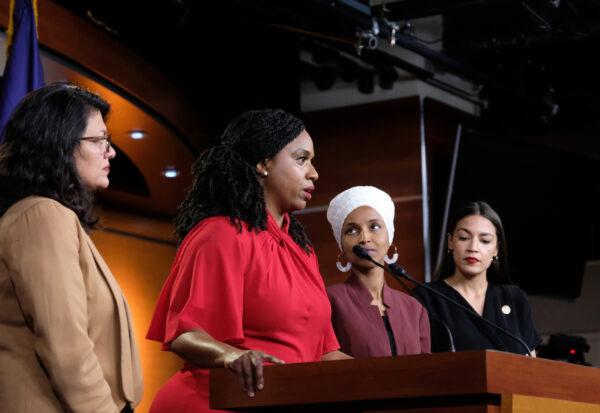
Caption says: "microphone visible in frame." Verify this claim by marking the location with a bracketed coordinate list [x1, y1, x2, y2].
[352, 245, 532, 356]
[351, 245, 456, 352]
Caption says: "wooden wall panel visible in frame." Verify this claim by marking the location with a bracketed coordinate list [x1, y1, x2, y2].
[423, 97, 477, 277]
[303, 97, 423, 205]
[299, 97, 425, 286]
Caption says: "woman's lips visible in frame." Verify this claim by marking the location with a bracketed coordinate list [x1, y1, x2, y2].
[465, 257, 479, 264]
[303, 186, 314, 200]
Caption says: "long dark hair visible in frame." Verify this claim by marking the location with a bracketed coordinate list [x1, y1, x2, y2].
[437, 201, 511, 284]
[174, 109, 313, 252]
[0, 83, 110, 228]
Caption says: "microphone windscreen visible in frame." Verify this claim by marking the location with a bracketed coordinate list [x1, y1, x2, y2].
[352, 245, 371, 259]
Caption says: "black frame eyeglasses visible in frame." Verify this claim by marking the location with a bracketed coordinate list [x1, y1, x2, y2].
[80, 134, 113, 153]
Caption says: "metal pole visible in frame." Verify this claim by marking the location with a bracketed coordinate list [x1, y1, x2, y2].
[433, 123, 462, 277]
[419, 97, 432, 282]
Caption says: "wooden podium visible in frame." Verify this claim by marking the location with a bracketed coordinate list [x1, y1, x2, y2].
[210, 350, 600, 412]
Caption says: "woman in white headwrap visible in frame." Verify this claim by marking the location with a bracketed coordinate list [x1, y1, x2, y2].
[326, 186, 430, 358]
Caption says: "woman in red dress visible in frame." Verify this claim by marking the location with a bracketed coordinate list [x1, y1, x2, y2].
[147, 109, 347, 412]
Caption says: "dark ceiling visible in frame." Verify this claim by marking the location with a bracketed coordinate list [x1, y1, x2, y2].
[52, 0, 600, 148]
[48, 0, 600, 296]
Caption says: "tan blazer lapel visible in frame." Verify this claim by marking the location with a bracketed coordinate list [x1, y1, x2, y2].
[83, 234, 142, 403]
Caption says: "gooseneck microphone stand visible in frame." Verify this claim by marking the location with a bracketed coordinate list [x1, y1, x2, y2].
[352, 245, 532, 356]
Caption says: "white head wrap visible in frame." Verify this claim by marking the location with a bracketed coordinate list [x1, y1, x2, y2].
[326, 186, 395, 250]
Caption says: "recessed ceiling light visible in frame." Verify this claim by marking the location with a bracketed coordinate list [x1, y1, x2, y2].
[129, 130, 147, 140]
[162, 166, 180, 179]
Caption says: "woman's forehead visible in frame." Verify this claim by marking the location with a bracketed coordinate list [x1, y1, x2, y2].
[344, 206, 384, 225]
[455, 214, 496, 234]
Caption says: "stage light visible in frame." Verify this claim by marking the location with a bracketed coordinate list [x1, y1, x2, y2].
[340, 59, 359, 83]
[313, 66, 336, 91]
[537, 334, 590, 365]
[378, 65, 398, 90]
[358, 69, 375, 94]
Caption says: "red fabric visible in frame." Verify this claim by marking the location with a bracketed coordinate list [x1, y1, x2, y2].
[147, 214, 339, 413]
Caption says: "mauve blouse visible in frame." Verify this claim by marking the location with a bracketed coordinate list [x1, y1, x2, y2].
[327, 274, 431, 358]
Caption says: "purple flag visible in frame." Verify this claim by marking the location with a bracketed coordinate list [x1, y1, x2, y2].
[0, 0, 45, 142]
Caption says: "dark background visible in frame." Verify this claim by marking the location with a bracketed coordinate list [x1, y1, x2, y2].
[52, 0, 600, 298]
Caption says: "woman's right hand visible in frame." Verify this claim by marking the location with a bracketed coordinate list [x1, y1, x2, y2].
[170, 330, 285, 397]
[223, 350, 285, 397]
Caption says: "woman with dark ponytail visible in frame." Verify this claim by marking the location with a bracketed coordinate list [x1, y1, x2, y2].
[147, 109, 347, 413]
[412, 201, 541, 355]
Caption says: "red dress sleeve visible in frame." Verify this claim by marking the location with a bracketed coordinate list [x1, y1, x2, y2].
[321, 323, 340, 356]
[147, 217, 249, 349]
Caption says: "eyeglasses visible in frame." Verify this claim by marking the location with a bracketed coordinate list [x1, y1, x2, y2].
[80, 134, 112, 153]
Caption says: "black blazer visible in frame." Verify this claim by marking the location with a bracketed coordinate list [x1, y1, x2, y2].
[412, 280, 541, 354]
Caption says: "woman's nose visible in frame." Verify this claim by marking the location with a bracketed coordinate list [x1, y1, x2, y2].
[467, 239, 479, 251]
[106, 145, 116, 159]
[358, 230, 371, 243]
[308, 163, 318, 181]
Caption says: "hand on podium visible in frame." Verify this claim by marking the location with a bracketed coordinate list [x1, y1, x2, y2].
[223, 349, 285, 397]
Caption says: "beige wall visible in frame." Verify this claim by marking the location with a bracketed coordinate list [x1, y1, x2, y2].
[90, 213, 181, 413]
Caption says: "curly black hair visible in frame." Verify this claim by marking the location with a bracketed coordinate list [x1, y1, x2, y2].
[174, 109, 313, 253]
[0, 82, 110, 228]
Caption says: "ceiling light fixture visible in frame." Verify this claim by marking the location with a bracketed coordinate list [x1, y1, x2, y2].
[162, 166, 180, 179]
[129, 130, 147, 140]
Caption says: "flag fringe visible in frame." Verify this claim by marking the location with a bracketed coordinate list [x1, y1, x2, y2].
[6, 0, 39, 55]
[6, 0, 16, 54]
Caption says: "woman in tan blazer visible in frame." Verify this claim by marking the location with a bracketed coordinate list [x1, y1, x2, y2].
[0, 83, 143, 412]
